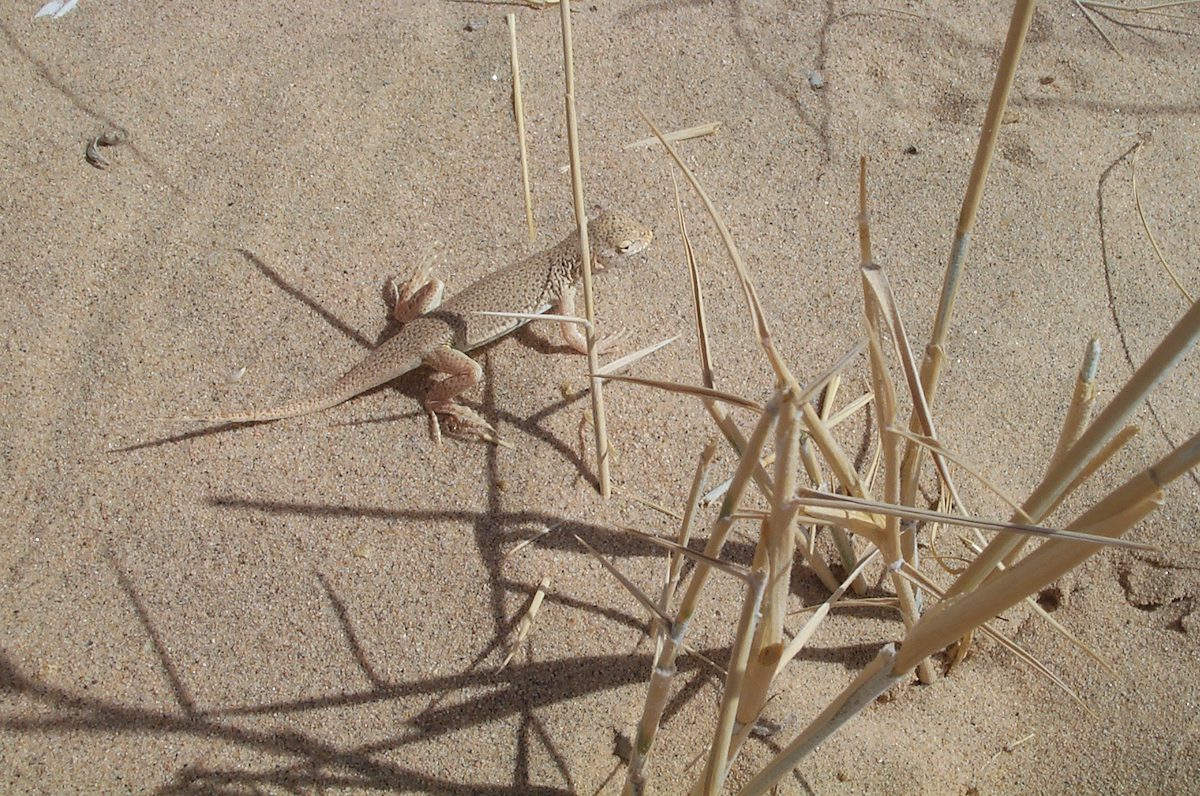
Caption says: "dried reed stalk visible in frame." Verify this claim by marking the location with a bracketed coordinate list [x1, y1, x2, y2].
[622, 400, 780, 796]
[860, 251, 936, 684]
[697, 561, 768, 796]
[737, 429, 1197, 794]
[734, 645, 903, 796]
[626, 122, 721, 150]
[1047, 338, 1101, 471]
[734, 393, 801, 726]
[557, 0, 611, 496]
[506, 14, 536, 242]
[650, 438, 719, 647]
[499, 576, 549, 670]
[900, 0, 1037, 505]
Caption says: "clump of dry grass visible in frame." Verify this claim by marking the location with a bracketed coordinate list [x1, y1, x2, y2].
[549, 1, 1200, 793]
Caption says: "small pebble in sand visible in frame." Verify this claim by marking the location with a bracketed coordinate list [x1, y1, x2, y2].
[464, 19, 486, 32]
[807, 70, 825, 90]
[904, 145, 919, 155]
[1039, 75, 1055, 85]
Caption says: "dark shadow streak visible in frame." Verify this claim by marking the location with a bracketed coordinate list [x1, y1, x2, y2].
[107, 551, 198, 718]
[316, 571, 389, 690]
[192, 647, 718, 738]
[0, 649, 567, 796]
[207, 497, 759, 563]
[237, 248, 374, 349]
[0, 653, 568, 792]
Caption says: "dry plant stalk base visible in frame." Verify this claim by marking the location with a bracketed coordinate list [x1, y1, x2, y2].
[572, 1, 1198, 792]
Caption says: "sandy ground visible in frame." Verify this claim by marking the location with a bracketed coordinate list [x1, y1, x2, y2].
[1, 1, 1198, 793]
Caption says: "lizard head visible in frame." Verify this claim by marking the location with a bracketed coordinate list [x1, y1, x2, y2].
[587, 209, 654, 270]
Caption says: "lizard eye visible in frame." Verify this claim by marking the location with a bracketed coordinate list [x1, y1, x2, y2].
[617, 239, 634, 253]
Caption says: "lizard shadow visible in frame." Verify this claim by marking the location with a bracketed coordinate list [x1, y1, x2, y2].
[118, 249, 583, 463]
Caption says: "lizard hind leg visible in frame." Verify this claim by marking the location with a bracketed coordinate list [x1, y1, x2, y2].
[421, 346, 496, 442]
[389, 257, 445, 323]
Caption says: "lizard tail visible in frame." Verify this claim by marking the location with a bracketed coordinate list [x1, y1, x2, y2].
[173, 353, 424, 425]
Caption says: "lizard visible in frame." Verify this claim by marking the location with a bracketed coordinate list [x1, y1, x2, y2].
[183, 208, 654, 439]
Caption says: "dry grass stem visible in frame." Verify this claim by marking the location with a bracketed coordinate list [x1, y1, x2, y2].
[777, 549, 880, 671]
[1084, 0, 1200, 11]
[902, 0, 1036, 504]
[558, 0, 611, 496]
[736, 395, 801, 727]
[625, 122, 721, 150]
[501, 524, 556, 562]
[1042, 424, 1139, 522]
[700, 388, 873, 513]
[619, 491, 682, 520]
[639, 108, 799, 390]
[653, 438, 719, 645]
[1075, 0, 1125, 56]
[891, 427, 1027, 519]
[1078, 0, 1200, 54]
[622, 398, 779, 796]
[575, 535, 673, 625]
[499, 576, 550, 670]
[894, 493, 1163, 675]
[861, 261, 964, 511]
[735, 644, 902, 796]
[826, 391, 873, 427]
[789, 596, 898, 616]
[598, 374, 764, 413]
[605, 525, 754, 582]
[506, 14, 536, 242]
[819, 373, 841, 421]
[896, 426, 1200, 680]
[895, 563, 1093, 706]
[792, 490, 1154, 551]
[674, 174, 715, 388]
[924, 0, 1036, 368]
[800, 402, 870, 501]
[1047, 338, 1102, 471]
[697, 563, 767, 796]
[597, 335, 681, 376]
[1131, 143, 1194, 302]
[859, 214, 936, 682]
[1005, 423, 1139, 568]
[473, 309, 590, 330]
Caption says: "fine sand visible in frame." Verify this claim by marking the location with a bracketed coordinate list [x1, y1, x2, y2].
[2, 1, 1198, 793]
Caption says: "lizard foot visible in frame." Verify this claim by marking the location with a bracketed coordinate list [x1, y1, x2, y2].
[426, 401, 506, 446]
[389, 259, 444, 323]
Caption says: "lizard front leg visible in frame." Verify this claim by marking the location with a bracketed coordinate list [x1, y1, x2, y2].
[421, 345, 494, 441]
[555, 285, 627, 355]
[389, 259, 445, 324]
